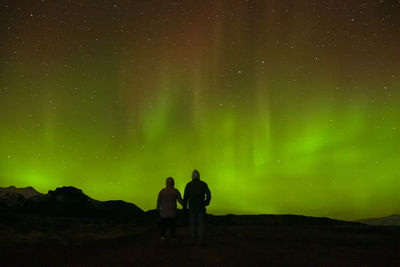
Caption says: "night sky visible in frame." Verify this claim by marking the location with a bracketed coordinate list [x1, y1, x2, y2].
[1, 0, 399, 220]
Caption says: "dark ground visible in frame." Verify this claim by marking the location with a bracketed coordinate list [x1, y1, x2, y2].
[1, 213, 399, 267]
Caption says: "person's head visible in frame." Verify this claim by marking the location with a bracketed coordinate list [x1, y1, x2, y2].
[166, 177, 174, 187]
[192, 169, 200, 181]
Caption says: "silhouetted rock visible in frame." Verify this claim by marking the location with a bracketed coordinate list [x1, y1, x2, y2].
[0, 186, 42, 207]
[48, 186, 90, 203]
[0, 185, 144, 219]
[102, 200, 143, 218]
[358, 215, 400, 226]
[0, 186, 42, 199]
[0, 191, 25, 207]
[25, 186, 94, 217]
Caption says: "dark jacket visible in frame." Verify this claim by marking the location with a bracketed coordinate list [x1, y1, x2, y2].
[183, 180, 211, 213]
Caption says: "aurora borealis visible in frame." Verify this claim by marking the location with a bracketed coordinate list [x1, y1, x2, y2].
[0, 0, 399, 220]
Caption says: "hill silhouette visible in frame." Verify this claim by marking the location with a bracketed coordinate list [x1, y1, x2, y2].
[0, 185, 396, 226]
[0, 186, 42, 199]
[0, 186, 42, 208]
[0, 185, 363, 226]
[0, 186, 143, 218]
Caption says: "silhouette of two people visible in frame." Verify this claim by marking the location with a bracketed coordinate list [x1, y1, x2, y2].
[157, 169, 211, 244]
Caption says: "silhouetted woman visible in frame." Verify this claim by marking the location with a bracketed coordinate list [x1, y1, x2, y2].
[157, 177, 183, 240]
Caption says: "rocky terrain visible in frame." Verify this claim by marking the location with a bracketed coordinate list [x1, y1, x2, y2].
[0, 186, 399, 266]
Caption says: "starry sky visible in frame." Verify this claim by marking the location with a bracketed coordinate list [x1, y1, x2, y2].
[1, 0, 399, 220]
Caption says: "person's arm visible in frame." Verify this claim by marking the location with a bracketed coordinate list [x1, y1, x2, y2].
[177, 190, 183, 206]
[204, 183, 211, 206]
[182, 184, 189, 209]
[157, 191, 162, 210]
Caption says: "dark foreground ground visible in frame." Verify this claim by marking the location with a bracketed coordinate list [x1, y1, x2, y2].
[1, 213, 399, 266]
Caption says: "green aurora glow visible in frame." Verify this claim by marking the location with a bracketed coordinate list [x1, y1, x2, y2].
[1, 0, 399, 220]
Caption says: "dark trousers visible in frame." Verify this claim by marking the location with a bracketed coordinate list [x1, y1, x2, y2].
[189, 212, 204, 241]
[160, 217, 177, 238]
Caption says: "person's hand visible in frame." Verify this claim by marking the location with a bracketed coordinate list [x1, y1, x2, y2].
[181, 208, 187, 217]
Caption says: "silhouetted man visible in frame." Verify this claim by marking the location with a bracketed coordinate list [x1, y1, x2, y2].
[157, 177, 183, 240]
[183, 169, 211, 244]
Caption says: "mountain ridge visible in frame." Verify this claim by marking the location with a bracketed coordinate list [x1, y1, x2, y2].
[1, 186, 399, 226]
[0, 185, 143, 219]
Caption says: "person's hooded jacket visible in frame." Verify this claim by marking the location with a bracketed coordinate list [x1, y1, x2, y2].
[183, 171, 211, 213]
[157, 177, 183, 218]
